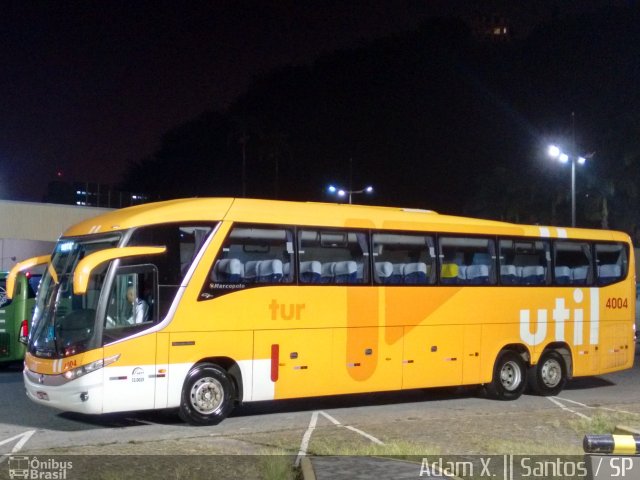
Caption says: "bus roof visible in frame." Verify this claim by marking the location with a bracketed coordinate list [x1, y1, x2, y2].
[62, 197, 629, 242]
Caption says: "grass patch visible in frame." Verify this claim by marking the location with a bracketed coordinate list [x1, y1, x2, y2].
[308, 438, 440, 460]
[569, 411, 638, 435]
[258, 449, 298, 480]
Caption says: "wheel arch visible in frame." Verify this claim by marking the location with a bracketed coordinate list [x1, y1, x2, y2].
[498, 343, 532, 366]
[195, 356, 243, 404]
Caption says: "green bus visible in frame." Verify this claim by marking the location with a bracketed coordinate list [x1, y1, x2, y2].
[0, 271, 41, 366]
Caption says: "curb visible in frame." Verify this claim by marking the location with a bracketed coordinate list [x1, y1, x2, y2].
[301, 456, 316, 480]
[615, 425, 640, 436]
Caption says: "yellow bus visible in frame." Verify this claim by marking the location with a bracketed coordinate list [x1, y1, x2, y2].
[18, 198, 635, 425]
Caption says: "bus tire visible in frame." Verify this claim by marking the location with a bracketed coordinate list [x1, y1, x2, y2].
[527, 350, 566, 396]
[179, 363, 235, 426]
[486, 351, 526, 400]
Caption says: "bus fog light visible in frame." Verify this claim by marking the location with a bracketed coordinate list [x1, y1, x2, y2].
[80, 392, 89, 402]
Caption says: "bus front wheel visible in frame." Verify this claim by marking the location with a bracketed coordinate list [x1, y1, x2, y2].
[179, 363, 235, 426]
[486, 351, 526, 400]
[527, 350, 566, 396]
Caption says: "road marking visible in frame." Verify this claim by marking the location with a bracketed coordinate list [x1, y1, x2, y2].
[0, 430, 37, 464]
[318, 411, 384, 445]
[555, 396, 640, 416]
[295, 410, 384, 467]
[547, 396, 590, 419]
[295, 411, 318, 467]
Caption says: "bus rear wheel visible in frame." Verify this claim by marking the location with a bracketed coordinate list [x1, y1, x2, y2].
[527, 350, 566, 396]
[486, 351, 526, 400]
[179, 363, 235, 426]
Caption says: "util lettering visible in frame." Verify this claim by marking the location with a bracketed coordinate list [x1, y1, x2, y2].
[519, 288, 599, 346]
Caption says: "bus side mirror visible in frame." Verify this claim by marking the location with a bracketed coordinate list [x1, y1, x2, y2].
[7, 255, 50, 300]
[73, 246, 166, 295]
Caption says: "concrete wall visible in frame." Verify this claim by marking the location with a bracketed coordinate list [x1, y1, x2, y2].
[0, 239, 56, 271]
[0, 201, 112, 271]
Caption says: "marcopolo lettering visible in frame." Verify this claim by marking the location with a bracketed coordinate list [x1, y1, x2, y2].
[519, 288, 599, 346]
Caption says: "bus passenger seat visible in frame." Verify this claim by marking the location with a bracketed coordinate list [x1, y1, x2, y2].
[244, 261, 259, 283]
[257, 259, 283, 283]
[356, 263, 365, 281]
[334, 261, 358, 283]
[457, 265, 468, 284]
[404, 262, 428, 284]
[466, 264, 489, 284]
[389, 263, 405, 284]
[521, 266, 545, 285]
[283, 262, 293, 282]
[321, 262, 335, 284]
[375, 261, 393, 284]
[571, 266, 589, 285]
[440, 263, 458, 285]
[213, 258, 244, 283]
[500, 265, 518, 285]
[554, 266, 571, 285]
[597, 264, 621, 284]
[300, 261, 322, 284]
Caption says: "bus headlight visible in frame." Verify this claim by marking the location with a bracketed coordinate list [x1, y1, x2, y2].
[62, 354, 120, 381]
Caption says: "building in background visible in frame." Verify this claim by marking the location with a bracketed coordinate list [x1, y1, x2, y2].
[43, 181, 149, 208]
[0, 200, 112, 271]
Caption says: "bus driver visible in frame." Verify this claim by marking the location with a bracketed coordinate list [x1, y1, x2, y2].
[126, 286, 149, 324]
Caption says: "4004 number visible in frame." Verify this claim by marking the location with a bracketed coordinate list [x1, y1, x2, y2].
[605, 297, 628, 309]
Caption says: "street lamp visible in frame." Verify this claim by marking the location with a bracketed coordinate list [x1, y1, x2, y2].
[548, 144, 587, 227]
[327, 185, 373, 204]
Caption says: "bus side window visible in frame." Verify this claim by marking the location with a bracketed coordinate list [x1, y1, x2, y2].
[103, 264, 158, 344]
[299, 229, 369, 285]
[501, 239, 550, 286]
[595, 242, 627, 286]
[200, 225, 294, 299]
[439, 236, 496, 285]
[554, 241, 592, 286]
[372, 232, 435, 285]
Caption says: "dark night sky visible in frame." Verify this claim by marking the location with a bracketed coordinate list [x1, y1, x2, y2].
[0, 0, 627, 202]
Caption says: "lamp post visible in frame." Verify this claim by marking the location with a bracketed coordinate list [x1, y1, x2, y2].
[548, 145, 586, 227]
[327, 185, 373, 204]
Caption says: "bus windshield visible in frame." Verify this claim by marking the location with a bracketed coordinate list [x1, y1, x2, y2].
[0, 274, 8, 307]
[29, 234, 121, 358]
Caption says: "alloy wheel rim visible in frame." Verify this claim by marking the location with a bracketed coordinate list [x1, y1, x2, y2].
[500, 360, 521, 391]
[540, 358, 562, 388]
[190, 376, 224, 414]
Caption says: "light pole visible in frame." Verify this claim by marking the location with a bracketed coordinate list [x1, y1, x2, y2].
[548, 145, 586, 227]
[327, 185, 373, 204]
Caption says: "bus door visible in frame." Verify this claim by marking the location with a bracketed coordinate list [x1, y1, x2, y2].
[101, 264, 159, 412]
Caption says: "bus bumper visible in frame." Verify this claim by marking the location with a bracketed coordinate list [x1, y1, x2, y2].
[23, 367, 103, 414]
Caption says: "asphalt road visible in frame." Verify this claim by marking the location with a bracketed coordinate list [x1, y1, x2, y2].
[1, 349, 639, 457]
